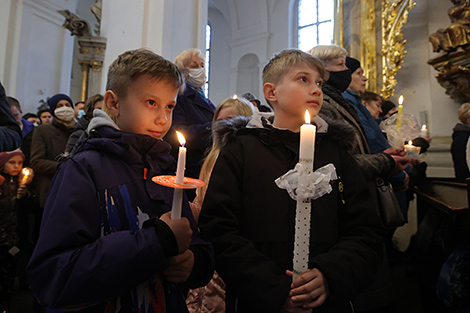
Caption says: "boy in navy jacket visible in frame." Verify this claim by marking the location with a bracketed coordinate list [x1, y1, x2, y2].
[27, 49, 214, 313]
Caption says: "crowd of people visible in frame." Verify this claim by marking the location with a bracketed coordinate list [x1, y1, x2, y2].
[0, 44, 467, 313]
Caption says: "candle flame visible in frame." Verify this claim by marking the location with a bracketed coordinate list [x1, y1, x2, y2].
[408, 140, 413, 145]
[422, 124, 426, 130]
[232, 94, 238, 99]
[22, 168, 30, 177]
[176, 131, 186, 146]
[304, 110, 311, 124]
[398, 95, 404, 105]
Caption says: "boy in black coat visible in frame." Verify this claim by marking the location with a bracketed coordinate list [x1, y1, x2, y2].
[198, 49, 384, 313]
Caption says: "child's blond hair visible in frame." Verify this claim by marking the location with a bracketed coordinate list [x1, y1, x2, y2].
[103, 48, 184, 123]
[196, 98, 255, 206]
[106, 48, 185, 99]
[262, 49, 325, 107]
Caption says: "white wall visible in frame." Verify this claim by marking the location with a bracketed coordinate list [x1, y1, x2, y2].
[1, 0, 76, 115]
[100, 0, 207, 94]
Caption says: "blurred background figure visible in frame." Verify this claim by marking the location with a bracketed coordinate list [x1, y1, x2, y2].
[164, 48, 215, 201]
[37, 104, 52, 125]
[451, 102, 470, 182]
[241, 92, 272, 113]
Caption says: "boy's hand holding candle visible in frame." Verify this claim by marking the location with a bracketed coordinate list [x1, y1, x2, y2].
[17, 168, 33, 199]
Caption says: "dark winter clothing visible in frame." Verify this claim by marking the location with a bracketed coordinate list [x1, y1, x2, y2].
[342, 89, 390, 154]
[320, 82, 395, 180]
[451, 123, 470, 182]
[65, 115, 91, 154]
[27, 110, 214, 312]
[0, 82, 22, 152]
[164, 85, 215, 182]
[198, 115, 384, 313]
[30, 119, 74, 208]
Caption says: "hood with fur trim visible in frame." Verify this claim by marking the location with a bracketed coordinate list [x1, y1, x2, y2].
[212, 112, 357, 152]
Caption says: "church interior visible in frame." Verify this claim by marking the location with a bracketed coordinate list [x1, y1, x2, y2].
[1, 0, 469, 312]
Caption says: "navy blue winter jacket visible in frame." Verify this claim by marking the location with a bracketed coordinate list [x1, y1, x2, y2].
[27, 112, 214, 313]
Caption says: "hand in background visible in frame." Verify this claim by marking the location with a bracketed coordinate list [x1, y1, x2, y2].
[383, 147, 406, 156]
[159, 211, 192, 253]
[163, 249, 194, 283]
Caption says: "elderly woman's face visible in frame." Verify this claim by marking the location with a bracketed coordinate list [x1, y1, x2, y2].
[188, 55, 204, 69]
[324, 57, 347, 72]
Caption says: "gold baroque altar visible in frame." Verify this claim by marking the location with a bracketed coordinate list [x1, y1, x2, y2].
[338, 0, 415, 100]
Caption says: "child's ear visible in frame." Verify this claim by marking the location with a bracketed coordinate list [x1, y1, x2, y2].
[263, 83, 277, 104]
[104, 90, 120, 117]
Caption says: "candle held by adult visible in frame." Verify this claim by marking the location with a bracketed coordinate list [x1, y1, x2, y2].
[293, 110, 316, 281]
[171, 131, 186, 220]
[396, 95, 404, 130]
[404, 140, 420, 159]
[420, 124, 428, 137]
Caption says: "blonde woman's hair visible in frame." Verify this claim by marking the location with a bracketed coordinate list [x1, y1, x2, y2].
[106, 48, 185, 99]
[308, 45, 348, 63]
[196, 98, 255, 204]
[458, 102, 470, 124]
[173, 48, 205, 70]
[214, 97, 255, 121]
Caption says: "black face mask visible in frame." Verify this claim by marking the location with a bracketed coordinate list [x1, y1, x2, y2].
[327, 69, 352, 92]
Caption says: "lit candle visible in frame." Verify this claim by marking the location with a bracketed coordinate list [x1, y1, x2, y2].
[293, 110, 316, 281]
[420, 124, 428, 137]
[404, 140, 420, 159]
[232, 94, 238, 99]
[396, 95, 404, 130]
[171, 131, 186, 220]
[17, 168, 30, 199]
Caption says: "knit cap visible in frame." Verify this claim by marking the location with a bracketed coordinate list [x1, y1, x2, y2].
[0, 148, 25, 168]
[345, 57, 361, 74]
[47, 93, 74, 116]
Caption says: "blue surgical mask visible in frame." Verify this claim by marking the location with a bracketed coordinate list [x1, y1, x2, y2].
[77, 109, 86, 119]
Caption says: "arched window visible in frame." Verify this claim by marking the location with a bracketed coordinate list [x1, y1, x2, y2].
[204, 23, 211, 98]
[297, 0, 334, 51]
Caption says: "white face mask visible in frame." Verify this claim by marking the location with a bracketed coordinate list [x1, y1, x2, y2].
[54, 106, 75, 122]
[187, 68, 206, 88]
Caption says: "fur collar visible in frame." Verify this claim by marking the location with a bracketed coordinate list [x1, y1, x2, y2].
[213, 112, 356, 152]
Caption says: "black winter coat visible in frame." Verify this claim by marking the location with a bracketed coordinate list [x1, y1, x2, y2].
[199, 116, 384, 313]
[451, 123, 470, 181]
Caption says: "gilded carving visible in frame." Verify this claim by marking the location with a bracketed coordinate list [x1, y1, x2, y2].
[428, 0, 470, 103]
[429, 0, 470, 53]
[361, 0, 377, 92]
[381, 0, 416, 100]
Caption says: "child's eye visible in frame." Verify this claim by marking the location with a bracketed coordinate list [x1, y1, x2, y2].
[148, 100, 156, 106]
[316, 80, 323, 87]
[300, 76, 308, 83]
[167, 104, 175, 110]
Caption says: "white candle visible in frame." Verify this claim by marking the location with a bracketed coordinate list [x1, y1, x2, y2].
[420, 125, 428, 137]
[404, 140, 420, 159]
[293, 110, 316, 281]
[171, 131, 186, 220]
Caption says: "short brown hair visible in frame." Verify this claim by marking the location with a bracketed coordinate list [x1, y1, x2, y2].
[106, 48, 185, 98]
[362, 91, 384, 104]
[262, 49, 325, 85]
